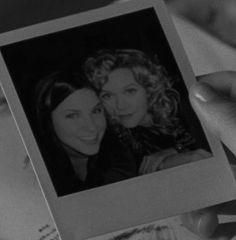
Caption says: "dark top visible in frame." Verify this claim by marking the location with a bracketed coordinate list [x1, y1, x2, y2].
[115, 124, 198, 167]
[44, 129, 137, 196]
[110, 112, 211, 168]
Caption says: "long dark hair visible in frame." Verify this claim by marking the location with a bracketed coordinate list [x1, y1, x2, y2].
[34, 69, 98, 195]
[35, 69, 97, 151]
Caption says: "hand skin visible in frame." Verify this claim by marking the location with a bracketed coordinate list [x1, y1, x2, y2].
[181, 71, 236, 239]
[139, 149, 211, 175]
[139, 148, 177, 175]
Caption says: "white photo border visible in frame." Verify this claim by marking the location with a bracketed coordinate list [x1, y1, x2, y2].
[0, 1, 235, 239]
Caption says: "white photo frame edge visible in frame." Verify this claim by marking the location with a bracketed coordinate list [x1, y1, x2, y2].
[0, 1, 235, 239]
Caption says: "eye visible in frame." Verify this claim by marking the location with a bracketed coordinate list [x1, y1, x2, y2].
[65, 112, 80, 119]
[100, 92, 112, 101]
[93, 106, 104, 114]
[125, 88, 137, 95]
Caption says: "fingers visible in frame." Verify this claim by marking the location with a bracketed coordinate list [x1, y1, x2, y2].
[161, 153, 192, 169]
[196, 71, 236, 100]
[161, 149, 211, 169]
[182, 210, 236, 240]
[183, 71, 236, 239]
[194, 149, 212, 158]
[217, 200, 236, 215]
[139, 155, 164, 175]
[139, 156, 149, 175]
[140, 149, 211, 173]
[230, 164, 236, 178]
[181, 200, 236, 238]
[189, 78, 236, 156]
[212, 222, 236, 240]
[138, 149, 177, 175]
[181, 209, 218, 238]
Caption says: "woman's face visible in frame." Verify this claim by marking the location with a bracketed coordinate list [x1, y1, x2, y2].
[100, 68, 149, 128]
[52, 88, 106, 156]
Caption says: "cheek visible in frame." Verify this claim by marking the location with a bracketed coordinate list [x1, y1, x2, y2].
[103, 103, 116, 116]
[133, 92, 148, 110]
[54, 124, 70, 142]
[53, 119, 77, 141]
[102, 98, 116, 109]
[96, 116, 107, 132]
[140, 90, 148, 106]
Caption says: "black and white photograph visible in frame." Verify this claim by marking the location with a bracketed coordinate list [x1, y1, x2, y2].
[0, 1, 235, 239]
[0, 6, 212, 197]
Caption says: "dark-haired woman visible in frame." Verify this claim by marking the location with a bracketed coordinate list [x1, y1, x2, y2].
[35, 70, 137, 196]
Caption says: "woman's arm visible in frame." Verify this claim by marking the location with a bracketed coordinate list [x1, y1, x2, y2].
[139, 148, 211, 175]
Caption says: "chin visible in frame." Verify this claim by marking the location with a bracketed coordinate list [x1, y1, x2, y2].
[82, 145, 100, 156]
[122, 121, 138, 129]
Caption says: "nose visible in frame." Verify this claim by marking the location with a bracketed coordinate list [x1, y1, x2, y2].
[83, 116, 97, 133]
[116, 95, 126, 111]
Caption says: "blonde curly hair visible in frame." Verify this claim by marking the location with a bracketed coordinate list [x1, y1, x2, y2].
[84, 49, 180, 135]
[84, 49, 180, 133]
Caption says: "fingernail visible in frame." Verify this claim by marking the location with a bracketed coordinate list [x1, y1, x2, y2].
[192, 83, 219, 102]
[197, 214, 218, 238]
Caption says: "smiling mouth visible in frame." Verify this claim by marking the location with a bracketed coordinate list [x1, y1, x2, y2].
[119, 113, 133, 120]
[80, 135, 99, 144]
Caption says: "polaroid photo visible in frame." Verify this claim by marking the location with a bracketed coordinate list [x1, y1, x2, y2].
[0, 0, 235, 239]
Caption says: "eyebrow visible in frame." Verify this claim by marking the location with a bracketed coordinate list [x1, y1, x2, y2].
[102, 83, 138, 92]
[123, 83, 138, 89]
[99, 90, 111, 96]
[63, 109, 81, 114]
[60, 101, 102, 114]
[93, 102, 102, 109]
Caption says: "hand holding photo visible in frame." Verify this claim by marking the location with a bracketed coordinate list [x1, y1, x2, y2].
[0, 0, 235, 239]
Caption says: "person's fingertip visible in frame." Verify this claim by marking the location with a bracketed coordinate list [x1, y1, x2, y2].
[181, 210, 218, 238]
[180, 213, 195, 231]
[190, 82, 220, 103]
[197, 211, 218, 238]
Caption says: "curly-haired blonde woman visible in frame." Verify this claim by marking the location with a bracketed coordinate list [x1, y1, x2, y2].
[84, 49, 211, 175]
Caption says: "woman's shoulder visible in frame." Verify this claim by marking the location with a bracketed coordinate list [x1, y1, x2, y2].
[99, 130, 138, 182]
[101, 128, 121, 145]
[100, 129, 137, 166]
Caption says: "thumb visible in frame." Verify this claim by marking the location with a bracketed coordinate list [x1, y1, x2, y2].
[180, 208, 218, 238]
[189, 82, 236, 156]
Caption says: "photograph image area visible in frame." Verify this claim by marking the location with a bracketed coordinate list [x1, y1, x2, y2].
[0, 7, 212, 197]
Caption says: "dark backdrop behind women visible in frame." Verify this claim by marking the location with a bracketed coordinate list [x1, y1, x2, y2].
[0, 0, 114, 33]
[1, 7, 210, 159]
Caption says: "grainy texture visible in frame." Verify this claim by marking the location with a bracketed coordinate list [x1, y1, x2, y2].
[0, 0, 114, 33]
[167, 0, 236, 47]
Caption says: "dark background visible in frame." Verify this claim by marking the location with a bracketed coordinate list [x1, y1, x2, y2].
[0, 0, 115, 33]
[1, 7, 210, 154]
[1, 8, 181, 116]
